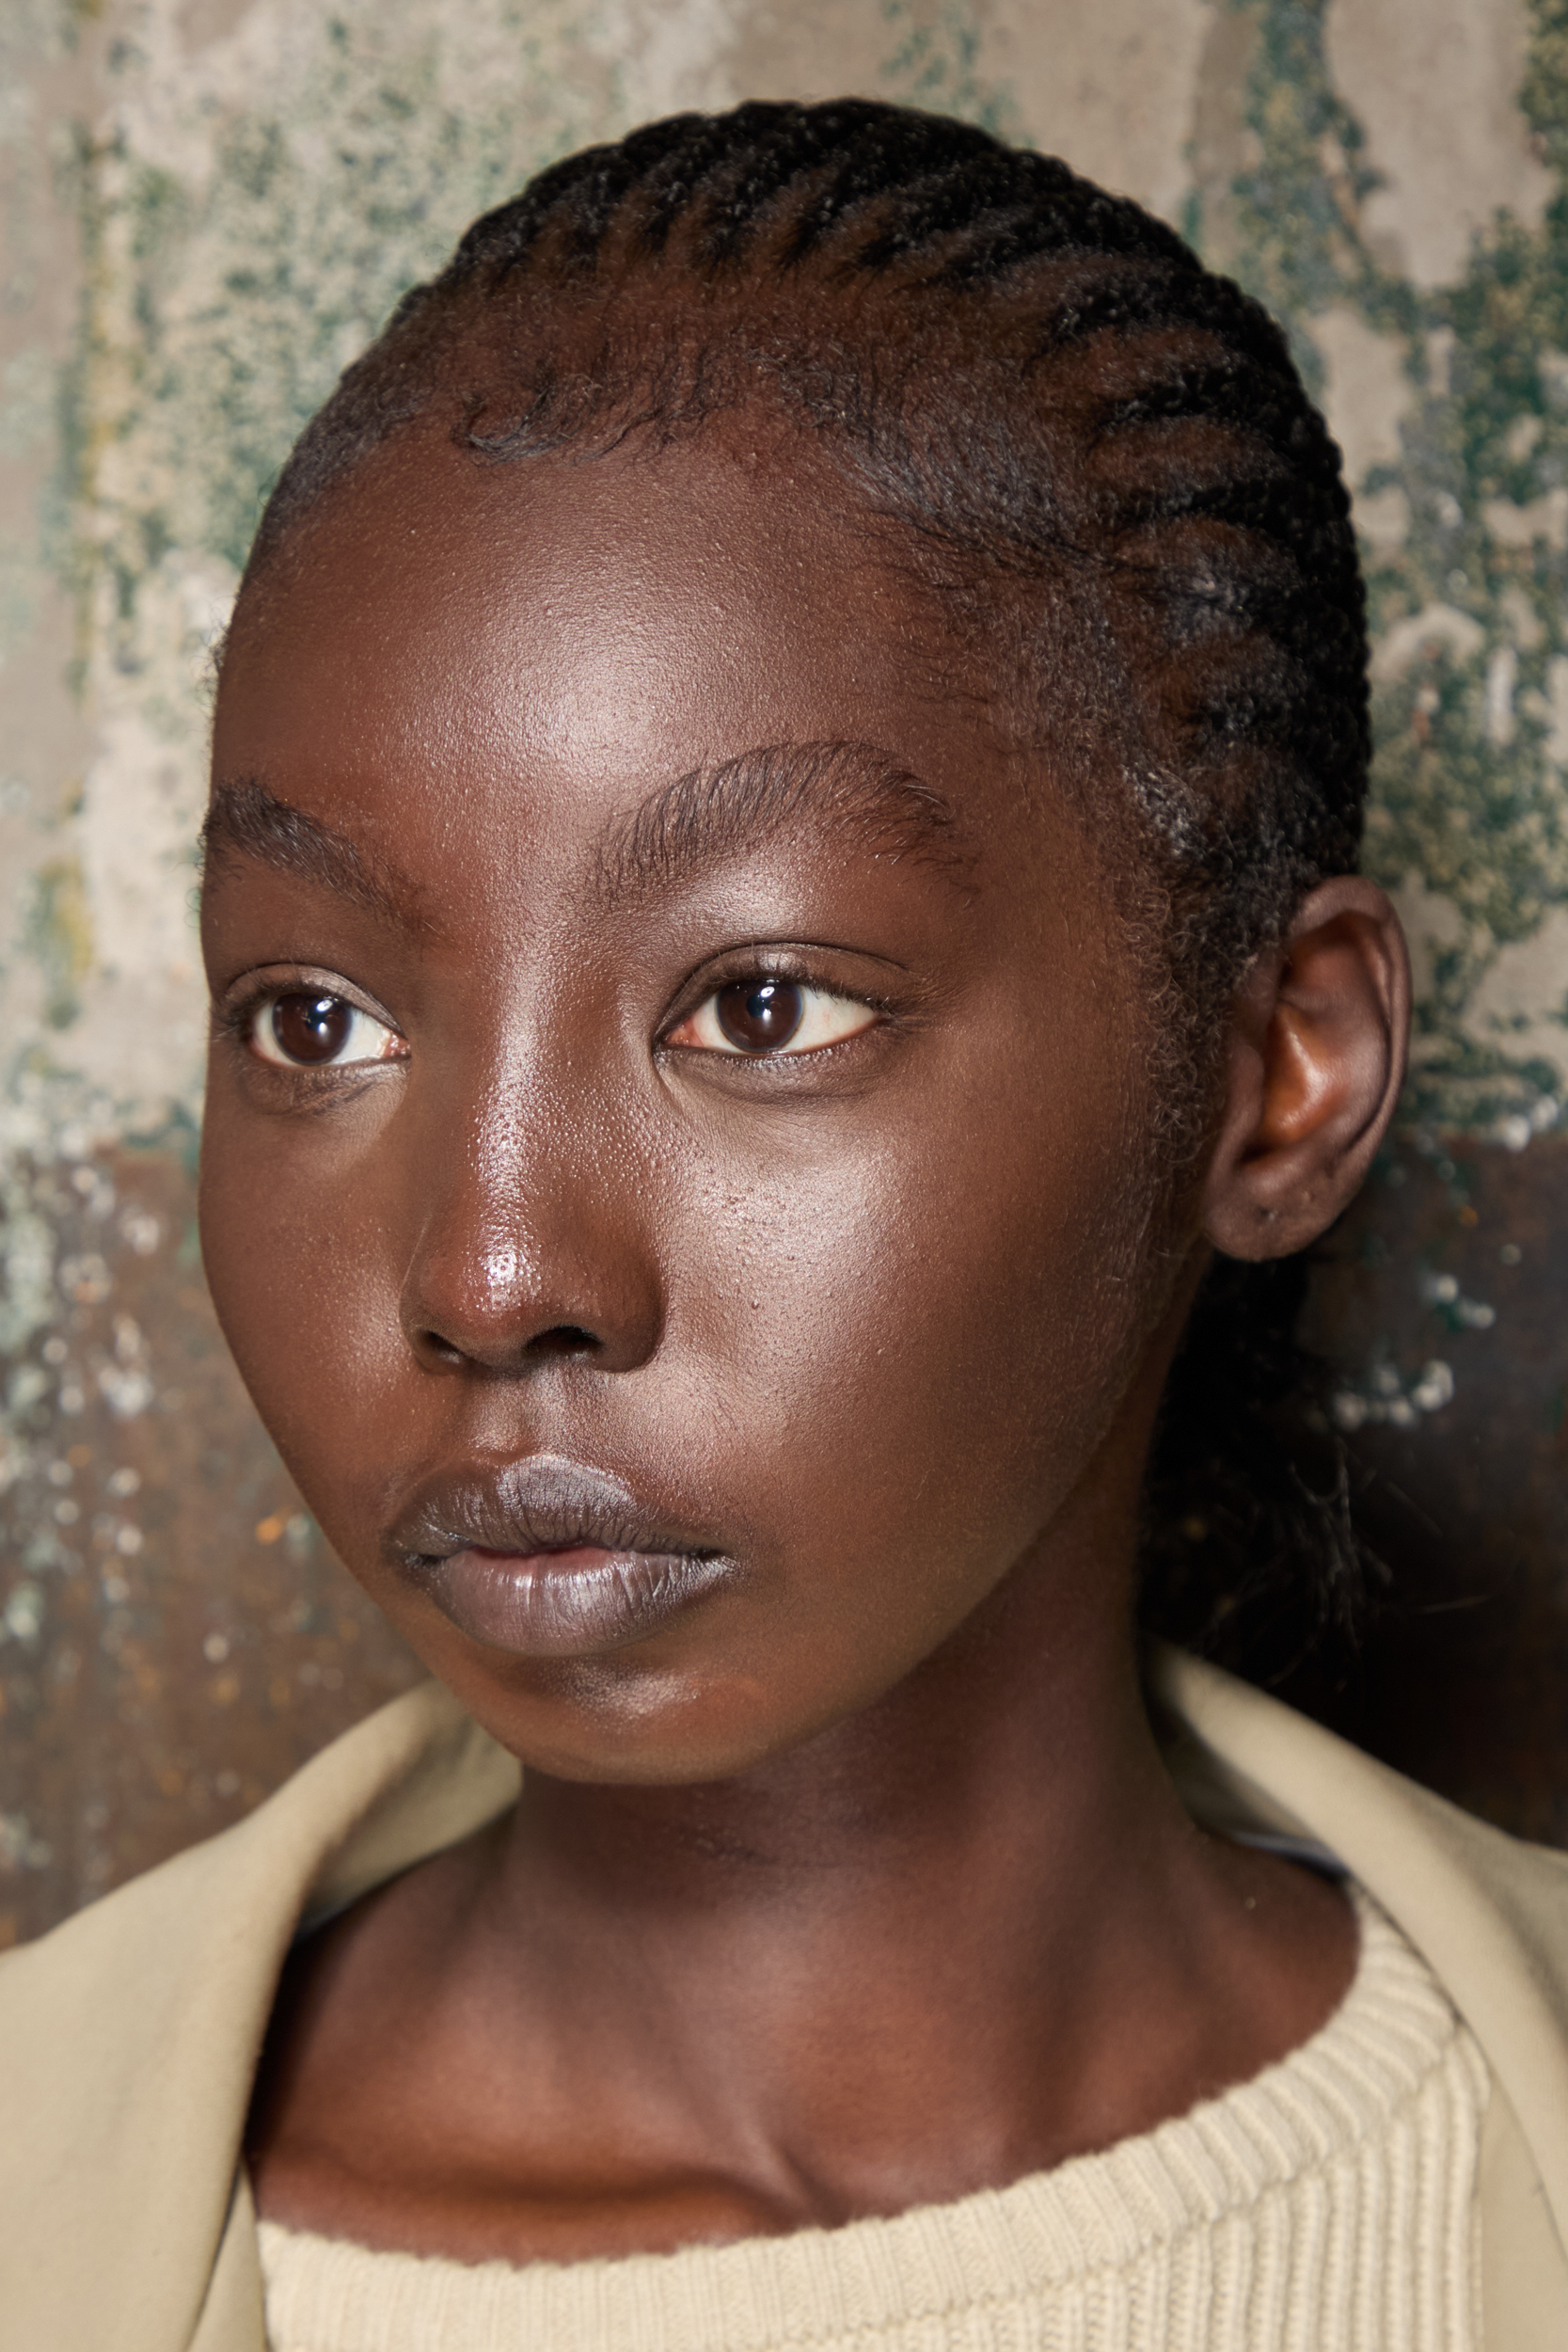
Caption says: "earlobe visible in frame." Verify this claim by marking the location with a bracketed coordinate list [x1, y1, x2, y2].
[1202, 878, 1411, 1263]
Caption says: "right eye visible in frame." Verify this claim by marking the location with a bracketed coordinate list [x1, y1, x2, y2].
[246, 991, 404, 1070]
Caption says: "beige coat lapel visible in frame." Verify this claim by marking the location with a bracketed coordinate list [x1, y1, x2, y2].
[1152, 1644, 1568, 2272]
[0, 1682, 517, 2352]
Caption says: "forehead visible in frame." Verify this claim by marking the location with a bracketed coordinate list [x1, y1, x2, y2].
[216, 422, 1000, 834]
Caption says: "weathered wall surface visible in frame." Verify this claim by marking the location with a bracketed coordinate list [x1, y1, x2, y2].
[3, 0, 1567, 1942]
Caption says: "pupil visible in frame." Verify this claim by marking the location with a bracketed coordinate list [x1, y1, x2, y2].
[716, 978, 804, 1054]
[272, 993, 353, 1064]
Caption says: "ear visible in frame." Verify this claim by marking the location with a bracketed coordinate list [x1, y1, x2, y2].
[1202, 877, 1411, 1263]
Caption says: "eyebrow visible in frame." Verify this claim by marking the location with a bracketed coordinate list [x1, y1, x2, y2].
[200, 779, 430, 929]
[594, 740, 965, 908]
[201, 741, 964, 924]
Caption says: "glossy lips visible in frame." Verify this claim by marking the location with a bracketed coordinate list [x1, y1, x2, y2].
[386, 1455, 738, 1657]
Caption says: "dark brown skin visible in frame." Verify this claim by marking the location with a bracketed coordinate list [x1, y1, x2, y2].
[199, 410, 1409, 2263]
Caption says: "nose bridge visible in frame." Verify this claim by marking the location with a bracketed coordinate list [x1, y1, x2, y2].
[399, 1041, 663, 1373]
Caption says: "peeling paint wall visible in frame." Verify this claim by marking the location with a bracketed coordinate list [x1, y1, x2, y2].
[4, 0, 1568, 1940]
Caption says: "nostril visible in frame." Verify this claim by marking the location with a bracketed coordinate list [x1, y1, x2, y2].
[412, 1322, 600, 1368]
[529, 1325, 599, 1359]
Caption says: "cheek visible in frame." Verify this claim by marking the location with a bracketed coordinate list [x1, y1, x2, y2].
[664, 1067, 1154, 1595]
[198, 1082, 411, 1492]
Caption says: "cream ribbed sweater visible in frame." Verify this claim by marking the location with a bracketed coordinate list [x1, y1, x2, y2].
[259, 1895, 1486, 2352]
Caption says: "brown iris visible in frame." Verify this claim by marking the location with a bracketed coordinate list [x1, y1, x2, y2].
[716, 978, 804, 1053]
[272, 992, 354, 1064]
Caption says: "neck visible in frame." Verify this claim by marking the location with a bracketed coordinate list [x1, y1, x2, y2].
[477, 1475, 1217, 2203]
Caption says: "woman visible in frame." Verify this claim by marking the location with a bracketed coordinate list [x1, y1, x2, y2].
[4, 99, 1565, 2351]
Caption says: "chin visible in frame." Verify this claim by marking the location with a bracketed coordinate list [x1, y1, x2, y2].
[412, 1636, 813, 1786]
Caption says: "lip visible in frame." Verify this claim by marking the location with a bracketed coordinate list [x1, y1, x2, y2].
[385, 1454, 740, 1659]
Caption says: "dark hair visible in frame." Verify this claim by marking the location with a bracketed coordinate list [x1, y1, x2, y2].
[240, 98, 1375, 1661]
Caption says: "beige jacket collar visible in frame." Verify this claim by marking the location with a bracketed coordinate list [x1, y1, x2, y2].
[2, 1649, 1565, 2350]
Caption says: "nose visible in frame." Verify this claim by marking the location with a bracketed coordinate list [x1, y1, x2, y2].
[396, 1079, 665, 1377]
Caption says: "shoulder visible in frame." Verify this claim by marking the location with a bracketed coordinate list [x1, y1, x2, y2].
[1152, 1643, 1568, 2271]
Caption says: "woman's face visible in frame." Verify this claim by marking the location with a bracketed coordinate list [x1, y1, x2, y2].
[200, 421, 1186, 1781]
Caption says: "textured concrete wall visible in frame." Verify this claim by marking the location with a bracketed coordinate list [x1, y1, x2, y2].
[4, 0, 1567, 1943]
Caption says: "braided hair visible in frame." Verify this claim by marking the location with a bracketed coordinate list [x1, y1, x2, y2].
[241, 100, 1376, 1667]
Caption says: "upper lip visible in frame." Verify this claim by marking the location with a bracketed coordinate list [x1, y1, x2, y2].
[385, 1454, 720, 1567]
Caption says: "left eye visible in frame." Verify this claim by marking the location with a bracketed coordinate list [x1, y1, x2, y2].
[247, 991, 404, 1069]
[668, 977, 877, 1057]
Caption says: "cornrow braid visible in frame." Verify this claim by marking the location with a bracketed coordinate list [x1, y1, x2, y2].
[240, 99, 1376, 1664]
[252, 100, 1366, 1021]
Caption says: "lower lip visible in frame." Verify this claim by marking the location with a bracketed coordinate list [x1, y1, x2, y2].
[419, 1544, 736, 1657]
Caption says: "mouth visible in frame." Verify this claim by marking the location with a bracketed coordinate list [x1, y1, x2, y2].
[385, 1454, 739, 1659]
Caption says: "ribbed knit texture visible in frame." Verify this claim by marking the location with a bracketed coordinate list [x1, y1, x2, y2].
[260, 1894, 1485, 2352]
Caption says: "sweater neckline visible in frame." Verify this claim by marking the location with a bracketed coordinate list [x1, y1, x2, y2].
[259, 1891, 1477, 2351]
